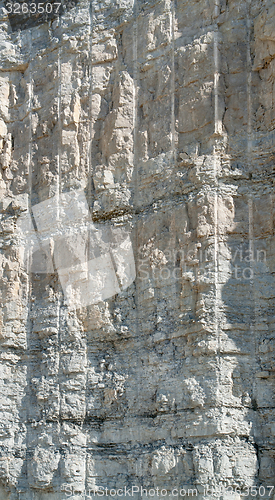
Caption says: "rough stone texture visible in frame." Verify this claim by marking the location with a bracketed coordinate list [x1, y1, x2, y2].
[0, 0, 275, 499]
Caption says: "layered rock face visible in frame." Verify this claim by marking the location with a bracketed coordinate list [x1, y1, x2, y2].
[0, 0, 275, 499]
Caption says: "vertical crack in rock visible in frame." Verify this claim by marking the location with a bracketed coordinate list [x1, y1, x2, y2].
[25, 27, 33, 496]
[213, 0, 221, 409]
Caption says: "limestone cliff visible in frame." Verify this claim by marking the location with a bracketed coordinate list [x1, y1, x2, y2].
[0, 0, 275, 499]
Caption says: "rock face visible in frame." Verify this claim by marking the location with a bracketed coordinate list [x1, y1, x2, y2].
[0, 0, 275, 499]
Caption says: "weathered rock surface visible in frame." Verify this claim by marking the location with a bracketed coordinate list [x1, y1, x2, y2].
[0, 0, 275, 498]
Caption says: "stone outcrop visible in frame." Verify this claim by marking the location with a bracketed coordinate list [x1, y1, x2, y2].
[0, 0, 275, 498]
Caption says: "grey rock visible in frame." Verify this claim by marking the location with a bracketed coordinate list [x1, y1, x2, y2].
[0, 0, 275, 499]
